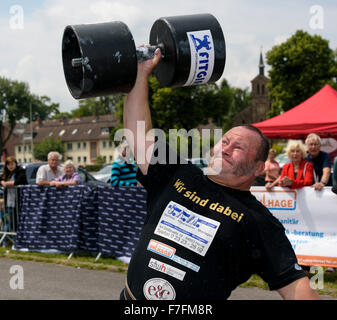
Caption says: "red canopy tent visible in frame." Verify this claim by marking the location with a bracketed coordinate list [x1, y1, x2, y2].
[253, 84, 337, 139]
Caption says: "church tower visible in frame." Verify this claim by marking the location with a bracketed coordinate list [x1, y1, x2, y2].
[250, 48, 271, 122]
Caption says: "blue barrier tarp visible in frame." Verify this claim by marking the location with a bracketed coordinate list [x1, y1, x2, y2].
[16, 185, 147, 257]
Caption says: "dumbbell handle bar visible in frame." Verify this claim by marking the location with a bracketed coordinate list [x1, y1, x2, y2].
[71, 45, 163, 68]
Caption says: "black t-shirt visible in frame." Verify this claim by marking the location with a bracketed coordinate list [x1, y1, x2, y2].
[127, 143, 306, 300]
[305, 151, 332, 185]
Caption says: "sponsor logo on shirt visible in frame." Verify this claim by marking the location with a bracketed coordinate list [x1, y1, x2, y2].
[154, 201, 220, 256]
[143, 278, 176, 300]
[147, 239, 200, 272]
[148, 258, 186, 281]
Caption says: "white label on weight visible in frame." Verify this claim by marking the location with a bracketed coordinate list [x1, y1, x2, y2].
[184, 29, 215, 86]
[154, 201, 220, 256]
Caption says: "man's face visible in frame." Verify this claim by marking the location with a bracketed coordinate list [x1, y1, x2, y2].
[306, 138, 320, 158]
[48, 156, 59, 169]
[209, 127, 261, 178]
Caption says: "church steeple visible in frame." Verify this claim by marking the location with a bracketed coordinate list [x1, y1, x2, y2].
[259, 46, 265, 76]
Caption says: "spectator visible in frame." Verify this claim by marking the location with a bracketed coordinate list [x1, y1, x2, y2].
[266, 140, 313, 190]
[0, 156, 27, 233]
[264, 148, 281, 187]
[110, 139, 137, 187]
[332, 156, 337, 186]
[50, 160, 83, 188]
[305, 133, 332, 191]
[36, 151, 63, 186]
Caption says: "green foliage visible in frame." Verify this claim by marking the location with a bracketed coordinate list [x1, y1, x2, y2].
[33, 137, 65, 161]
[72, 95, 124, 118]
[271, 143, 284, 156]
[266, 30, 337, 117]
[149, 77, 232, 131]
[0, 76, 59, 154]
[82, 164, 103, 172]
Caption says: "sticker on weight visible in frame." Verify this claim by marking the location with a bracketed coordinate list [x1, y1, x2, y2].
[154, 201, 220, 256]
[184, 29, 215, 86]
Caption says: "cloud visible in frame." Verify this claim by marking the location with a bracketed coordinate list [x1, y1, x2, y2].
[0, 0, 336, 113]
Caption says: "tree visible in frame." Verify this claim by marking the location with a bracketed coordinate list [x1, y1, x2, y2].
[0, 77, 59, 156]
[33, 137, 65, 161]
[72, 95, 124, 118]
[266, 30, 337, 116]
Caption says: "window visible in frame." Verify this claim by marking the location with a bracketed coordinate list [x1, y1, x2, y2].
[18, 146, 22, 153]
[23, 133, 32, 140]
[103, 156, 107, 162]
[78, 156, 81, 163]
[67, 157, 73, 160]
[90, 142, 97, 159]
[83, 156, 87, 163]
[257, 84, 260, 95]
[77, 142, 81, 149]
[59, 129, 65, 136]
[109, 141, 113, 148]
[67, 143, 73, 151]
[24, 146, 27, 152]
[103, 141, 107, 148]
[101, 127, 109, 135]
[109, 155, 113, 162]
[262, 84, 265, 95]
[83, 142, 87, 149]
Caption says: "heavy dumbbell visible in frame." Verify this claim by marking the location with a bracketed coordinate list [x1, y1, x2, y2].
[62, 13, 226, 99]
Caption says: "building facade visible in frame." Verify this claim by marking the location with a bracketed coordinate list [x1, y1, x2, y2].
[233, 50, 271, 126]
[13, 114, 120, 166]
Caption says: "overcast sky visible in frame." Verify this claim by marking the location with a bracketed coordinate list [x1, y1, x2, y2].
[0, 0, 336, 113]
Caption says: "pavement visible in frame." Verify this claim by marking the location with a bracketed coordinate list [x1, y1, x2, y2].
[0, 258, 334, 300]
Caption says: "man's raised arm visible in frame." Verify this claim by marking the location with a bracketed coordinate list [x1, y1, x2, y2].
[123, 48, 162, 175]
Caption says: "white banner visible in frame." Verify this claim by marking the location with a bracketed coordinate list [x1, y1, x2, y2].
[250, 186, 337, 267]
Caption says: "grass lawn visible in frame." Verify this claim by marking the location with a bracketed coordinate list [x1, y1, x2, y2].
[1, 246, 336, 298]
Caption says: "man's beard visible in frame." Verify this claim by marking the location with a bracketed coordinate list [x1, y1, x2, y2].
[232, 159, 257, 177]
[207, 149, 256, 177]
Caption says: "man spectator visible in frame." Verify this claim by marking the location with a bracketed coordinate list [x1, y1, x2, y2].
[119, 47, 320, 300]
[36, 151, 63, 186]
[305, 133, 331, 191]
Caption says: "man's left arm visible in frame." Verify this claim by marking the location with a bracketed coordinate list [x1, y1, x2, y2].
[277, 277, 321, 300]
[313, 166, 331, 191]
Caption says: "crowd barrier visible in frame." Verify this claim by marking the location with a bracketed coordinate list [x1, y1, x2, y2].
[11, 185, 148, 259]
[0, 187, 20, 246]
[1, 185, 336, 267]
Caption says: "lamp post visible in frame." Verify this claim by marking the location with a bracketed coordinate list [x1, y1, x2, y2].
[29, 101, 34, 161]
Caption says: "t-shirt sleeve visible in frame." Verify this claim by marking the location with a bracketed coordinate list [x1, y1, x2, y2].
[250, 208, 307, 291]
[137, 139, 185, 200]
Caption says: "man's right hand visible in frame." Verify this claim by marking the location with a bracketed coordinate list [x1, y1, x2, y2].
[136, 47, 162, 80]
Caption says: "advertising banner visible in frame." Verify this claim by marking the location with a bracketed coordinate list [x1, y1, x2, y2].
[251, 186, 337, 267]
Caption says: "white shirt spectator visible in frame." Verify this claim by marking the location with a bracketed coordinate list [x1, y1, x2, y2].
[36, 164, 63, 184]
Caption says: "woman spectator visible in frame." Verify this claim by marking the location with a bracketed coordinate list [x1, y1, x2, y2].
[0, 157, 28, 232]
[266, 140, 313, 190]
[50, 160, 83, 188]
[264, 148, 281, 187]
[110, 139, 138, 187]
